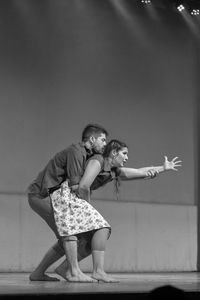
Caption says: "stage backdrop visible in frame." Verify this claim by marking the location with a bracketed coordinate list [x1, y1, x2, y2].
[0, 0, 199, 272]
[0, 0, 197, 205]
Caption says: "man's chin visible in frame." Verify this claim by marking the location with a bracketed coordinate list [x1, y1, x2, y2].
[93, 149, 103, 154]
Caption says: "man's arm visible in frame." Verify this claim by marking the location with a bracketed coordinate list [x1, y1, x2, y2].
[65, 146, 85, 186]
[78, 159, 102, 202]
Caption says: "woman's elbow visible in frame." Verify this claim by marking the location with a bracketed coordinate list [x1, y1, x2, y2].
[79, 183, 90, 191]
[78, 184, 90, 197]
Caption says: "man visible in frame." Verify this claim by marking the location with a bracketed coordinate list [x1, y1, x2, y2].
[27, 124, 108, 282]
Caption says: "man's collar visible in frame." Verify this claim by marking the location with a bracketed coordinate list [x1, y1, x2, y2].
[81, 142, 93, 158]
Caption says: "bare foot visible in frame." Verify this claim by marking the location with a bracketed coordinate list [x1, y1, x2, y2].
[55, 267, 97, 283]
[55, 266, 66, 280]
[29, 272, 60, 281]
[92, 271, 119, 283]
[66, 270, 98, 282]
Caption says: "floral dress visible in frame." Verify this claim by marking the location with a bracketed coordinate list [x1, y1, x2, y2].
[50, 155, 118, 238]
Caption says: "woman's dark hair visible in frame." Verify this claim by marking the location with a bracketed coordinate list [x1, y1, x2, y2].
[103, 139, 127, 158]
[81, 124, 108, 142]
[103, 139, 128, 200]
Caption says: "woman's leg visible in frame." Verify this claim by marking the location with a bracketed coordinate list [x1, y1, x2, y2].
[62, 236, 97, 282]
[91, 228, 118, 282]
[55, 232, 92, 279]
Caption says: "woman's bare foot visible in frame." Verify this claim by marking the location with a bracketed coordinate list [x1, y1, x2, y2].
[29, 271, 60, 281]
[55, 267, 97, 283]
[92, 270, 119, 283]
[66, 270, 98, 282]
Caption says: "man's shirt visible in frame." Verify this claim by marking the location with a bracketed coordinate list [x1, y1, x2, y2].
[27, 142, 91, 198]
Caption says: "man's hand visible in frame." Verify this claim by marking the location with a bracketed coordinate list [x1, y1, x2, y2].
[146, 169, 159, 179]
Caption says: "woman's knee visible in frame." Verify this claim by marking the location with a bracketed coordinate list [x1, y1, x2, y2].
[91, 228, 110, 250]
[95, 228, 110, 238]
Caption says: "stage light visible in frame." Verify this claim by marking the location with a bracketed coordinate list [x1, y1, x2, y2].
[177, 4, 185, 12]
[170, 0, 200, 16]
[191, 9, 200, 15]
[141, 0, 151, 4]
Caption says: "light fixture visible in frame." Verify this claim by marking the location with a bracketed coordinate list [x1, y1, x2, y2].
[170, 0, 200, 16]
[141, 0, 151, 4]
[191, 9, 200, 15]
[177, 4, 185, 12]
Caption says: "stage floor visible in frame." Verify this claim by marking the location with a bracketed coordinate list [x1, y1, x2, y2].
[0, 272, 200, 297]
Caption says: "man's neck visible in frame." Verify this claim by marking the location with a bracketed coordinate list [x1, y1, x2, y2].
[83, 141, 93, 155]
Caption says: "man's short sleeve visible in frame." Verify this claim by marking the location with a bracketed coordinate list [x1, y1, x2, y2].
[65, 145, 86, 186]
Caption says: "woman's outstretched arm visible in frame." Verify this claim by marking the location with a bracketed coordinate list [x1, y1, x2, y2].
[119, 156, 182, 180]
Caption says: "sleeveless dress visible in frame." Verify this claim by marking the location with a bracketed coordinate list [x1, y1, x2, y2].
[50, 155, 119, 238]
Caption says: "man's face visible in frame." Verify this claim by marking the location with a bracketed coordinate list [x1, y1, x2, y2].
[92, 133, 107, 154]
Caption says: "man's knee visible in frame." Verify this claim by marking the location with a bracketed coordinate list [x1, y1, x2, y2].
[78, 232, 93, 256]
[52, 240, 65, 256]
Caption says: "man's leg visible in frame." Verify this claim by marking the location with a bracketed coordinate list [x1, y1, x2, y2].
[29, 241, 64, 281]
[28, 193, 64, 281]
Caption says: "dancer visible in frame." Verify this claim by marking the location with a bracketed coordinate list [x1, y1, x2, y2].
[52, 139, 182, 282]
[27, 123, 108, 282]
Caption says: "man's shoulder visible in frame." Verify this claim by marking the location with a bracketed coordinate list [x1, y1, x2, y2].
[56, 142, 84, 153]
[68, 142, 86, 155]
[55, 142, 86, 159]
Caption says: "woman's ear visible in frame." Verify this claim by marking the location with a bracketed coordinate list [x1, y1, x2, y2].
[111, 149, 117, 158]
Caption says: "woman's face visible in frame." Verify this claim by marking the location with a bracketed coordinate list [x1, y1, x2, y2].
[112, 147, 128, 167]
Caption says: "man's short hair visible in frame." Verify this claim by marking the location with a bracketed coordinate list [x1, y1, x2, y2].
[81, 124, 108, 142]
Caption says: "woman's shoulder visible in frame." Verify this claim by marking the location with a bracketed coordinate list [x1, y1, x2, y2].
[87, 154, 104, 167]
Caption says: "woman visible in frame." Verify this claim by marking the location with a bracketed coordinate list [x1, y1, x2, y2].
[51, 139, 182, 282]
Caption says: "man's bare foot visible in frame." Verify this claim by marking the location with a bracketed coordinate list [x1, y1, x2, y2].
[55, 266, 66, 280]
[92, 271, 119, 283]
[29, 272, 60, 281]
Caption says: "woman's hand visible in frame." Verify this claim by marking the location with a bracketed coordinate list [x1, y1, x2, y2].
[163, 156, 182, 171]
